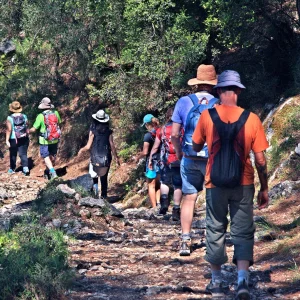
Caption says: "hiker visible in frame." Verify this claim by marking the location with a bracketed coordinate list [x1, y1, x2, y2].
[192, 70, 269, 299]
[135, 114, 160, 208]
[148, 108, 183, 220]
[29, 97, 61, 179]
[171, 64, 219, 256]
[6, 101, 30, 175]
[78, 109, 120, 199]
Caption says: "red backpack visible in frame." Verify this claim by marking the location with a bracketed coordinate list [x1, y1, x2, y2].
[160, 122, 182, 166]
[42, 111, 61, 141]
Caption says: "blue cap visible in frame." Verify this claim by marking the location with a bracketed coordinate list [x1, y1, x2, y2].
[145, 168, 156, 179]
[141, 114, 154, 126]
[214, 70, 246, 89]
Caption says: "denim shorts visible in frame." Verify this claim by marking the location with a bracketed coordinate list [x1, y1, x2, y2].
[180, 157, 207, 194]
[39, 143, 58, 159]
[161, 166, 182, 189]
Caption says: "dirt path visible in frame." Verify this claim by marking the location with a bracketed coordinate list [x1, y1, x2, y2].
[67, 200, 300, 300]
[1, 162, 300, 300]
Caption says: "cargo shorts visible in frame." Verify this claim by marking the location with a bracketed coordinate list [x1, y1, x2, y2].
[204, 184, 255, 266]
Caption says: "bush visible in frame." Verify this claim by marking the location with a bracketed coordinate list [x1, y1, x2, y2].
[118, 143, 138, 162]
[32, 180, 65, 216]
[0, 223, 74, 299]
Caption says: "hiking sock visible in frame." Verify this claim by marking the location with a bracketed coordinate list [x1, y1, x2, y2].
[173, 204, 180, 209]
[49, 168, 55, 173]
[238, 270, 249, 285]
[212, 270, 222, 283]
[181, 233, 191, 241]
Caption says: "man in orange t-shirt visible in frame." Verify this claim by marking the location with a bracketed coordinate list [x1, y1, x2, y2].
[192, 70, 269, 299]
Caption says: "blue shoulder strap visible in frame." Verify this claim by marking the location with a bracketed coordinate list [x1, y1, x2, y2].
[187, 94, 199, 106]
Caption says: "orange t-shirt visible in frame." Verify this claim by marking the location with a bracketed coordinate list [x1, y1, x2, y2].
[192, 105, 269, 188]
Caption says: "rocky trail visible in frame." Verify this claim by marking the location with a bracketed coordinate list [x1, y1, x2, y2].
[1, 170, 300, 300]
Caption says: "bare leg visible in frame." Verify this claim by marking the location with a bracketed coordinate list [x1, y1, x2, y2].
[180, 193, 197, 234]
[173, 188, 182, 206]
[147, 178, 157, 208]
[44, 156, 54, 170]
[155, 175, 161, 204]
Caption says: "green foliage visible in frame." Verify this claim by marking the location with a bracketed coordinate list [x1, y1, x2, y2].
[32, 180, 65, 216]
[267, 102, 300, 175]
[0, 223, 74, 299]
[119, 142, 138, 161]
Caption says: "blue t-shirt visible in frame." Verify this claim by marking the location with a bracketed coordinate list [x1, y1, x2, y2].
[7, 113, 28, 140]
[171, 92, 216, 128]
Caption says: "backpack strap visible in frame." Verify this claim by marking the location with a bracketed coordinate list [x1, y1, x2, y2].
[209, 108, 250, 135]
[236, 110, 250, 133]
[187, 94, 199, 106]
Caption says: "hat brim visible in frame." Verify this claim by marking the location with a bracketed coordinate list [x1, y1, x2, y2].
[92, 114, 110, 123]
[214, 81, 246, 89]
[9, 107, 23, 113]
[38, 103, 55, 109]
[187, 78, 218, 86]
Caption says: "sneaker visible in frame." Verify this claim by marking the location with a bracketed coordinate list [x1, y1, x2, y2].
[179, 239, 191, 256]
[50, 171, 58, 180]
[206, 280, 227, 298]
[236, 279, 250, 300]
[8, 169, 15, 174]
[172, 207, 180, 221]
[22, 167, 30, 176]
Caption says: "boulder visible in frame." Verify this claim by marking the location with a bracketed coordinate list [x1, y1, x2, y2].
[68, 174, 93, 193]
[56, 184, 76, 197]
[0, 39, 16, 54]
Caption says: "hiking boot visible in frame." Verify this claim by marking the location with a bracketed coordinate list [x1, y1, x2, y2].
[158, 195, 169, 215]
[8, 169, 15, 174]
[179, 238, 192, 256]
[206, 280, 227, 298]
[172, 207, 180, 221]
[236, 280, 250, 300]
[22, 167, 30, 176]
[50, 171, 58, 180]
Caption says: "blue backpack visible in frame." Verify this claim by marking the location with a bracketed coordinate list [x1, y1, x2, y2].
[182, 94, 219, 157]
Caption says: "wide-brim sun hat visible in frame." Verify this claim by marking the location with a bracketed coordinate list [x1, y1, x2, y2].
[188, 64, 218, 86]
[9, 101, 23, 113]
[92, 109, 110, 123]
[38, 97, 55, 109]
[141, 114, 154, 127]
[214, 70, 246, 89]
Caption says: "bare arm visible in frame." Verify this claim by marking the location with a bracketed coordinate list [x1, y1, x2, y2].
[254, 151, 269, 209]
[135, 142, 150, 162]
[29, 127, 37, 133]
[148, 137, 161, 169]
[79, 131, 94, 155]
[171, 122, 183, 160]
[109, 134, 120, 166]
[6, 120, 12, 147]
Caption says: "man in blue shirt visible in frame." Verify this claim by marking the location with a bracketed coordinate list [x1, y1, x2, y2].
[171, 64, 218, 256]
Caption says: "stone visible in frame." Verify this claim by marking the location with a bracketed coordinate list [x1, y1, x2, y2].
[0, 39, 16, 54]
[79, 197, 106, 208]
[79, 209, 92, 218]
[68, 174, 93, 193]
[56, 184, 76, 197]
[52, 219, 62, 228]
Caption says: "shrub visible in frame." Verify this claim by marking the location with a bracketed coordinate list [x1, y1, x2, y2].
[0, 223, 74, 299]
